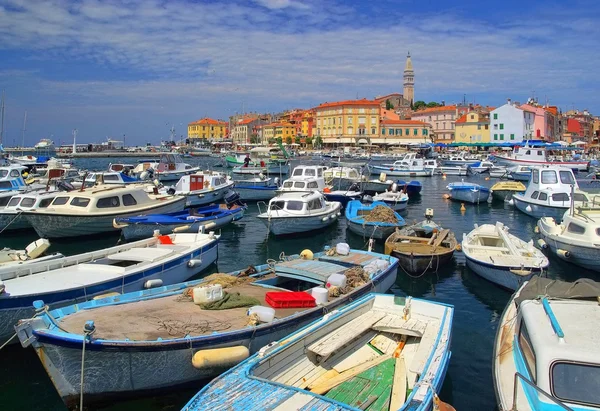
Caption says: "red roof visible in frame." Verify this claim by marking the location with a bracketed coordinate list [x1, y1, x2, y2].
[413, 105, 457, 114]
[316, 98, 380, 109]
[238, 118, 257, 125]
[380, 119, 430, 126]
[455, 114, 468, 124]
[374, 93, 402, 102]
[545, 106, 558, 115]
[189, 117, 226, 126]
[567, 118, 583, 134]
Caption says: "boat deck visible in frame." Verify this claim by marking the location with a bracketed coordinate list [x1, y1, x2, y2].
[57, 284, 313, 341]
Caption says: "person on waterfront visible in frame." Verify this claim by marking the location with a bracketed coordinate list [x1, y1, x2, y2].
[243, 154, 250, 167]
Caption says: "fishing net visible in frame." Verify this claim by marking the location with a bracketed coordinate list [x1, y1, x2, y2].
[344, 266, 369, 287]
[363, 205, 398, 223]
[199, 292, 261, 310]
[146, 316, 231, 337]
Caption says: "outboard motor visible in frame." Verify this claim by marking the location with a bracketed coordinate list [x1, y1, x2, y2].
[273, 177, 280, 187]
[391, 183, 398, 193]
[224, 189, 243, 208]
[56, 181, 76, 192]
[363, 194, 373, 203]
[140, 167, 154, 181]
[166, 187, 176, 195]
[348, 183, 360, 192]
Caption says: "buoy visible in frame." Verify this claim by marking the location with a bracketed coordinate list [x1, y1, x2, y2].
[442, 194, 451, 199]
[455, 244, 462, 251]
[144, 279, 163, 289]
[557, 249, 571, 259]
[460, 203, 466, 212]
[526, 205, 532, 212]
[192, 346, 250, 369]
[187, 258, 203, 268]
[300, 249, 314, 259]
[485, 177, 490, 181]
[534, 226, 539, 233]
[537, 239, 548, 249]
[442, 174, 447, 179]
[508, 199, 514, 206]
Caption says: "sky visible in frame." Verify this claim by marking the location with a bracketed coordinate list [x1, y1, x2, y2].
[0, 0, 598, 146]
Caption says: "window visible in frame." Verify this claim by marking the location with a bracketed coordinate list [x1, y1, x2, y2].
[567, 223, 586, 234]
[541, 170, 558, 184]
[371, 128, 376, 135]
[500, 134, 504, 140]
[20, 198, 35, 208]
[470, 114, 475, 120]
[493, 113, 498, 119]
[7, 197, 21, 207]
[307, 199, 321, 210]
[307, 181, 318, 189]
[510, 134, 515, 140]
[532, 170, 539, 183]
[423, 129, 428, 136]
[52, 196, 69, 206]
[413, 129, 418, 136]
[283, 181, 293, 188]
[382, 128, 386, 135]
[103, 174, 119, 182]
[518, 322, 536, 381]
[292, 169, 303, 177]
[559, 171, 575, 184]
[347, 117, 353, 124]
[494, 124, 498, 130]
[405, 128, 410, 135]
[305, 169, 315, 176]
[485, 124, 489, 130]
[500, 123, 504, 130]
[552, 362, 600, 407]
[398, 129, 402, 136]
[538, 192, 548, 201]
[551, 193, 570, 202]
[494, 134, 498, 140]
[537, 150, 543, 156]
[286, 201, 304, 211]
[122, 194, 137, 206]
[530, 191, 539, 199]
[71, 197, 91, 207]
[10, 170, 20, 177]
[293, 181, 305, 188]
[39, 198, 53, 208]
[477, 124, 481, 130]
[270, 201, 284, 211]
[96, 196, 120, 208]
[0, 170, 7, 178]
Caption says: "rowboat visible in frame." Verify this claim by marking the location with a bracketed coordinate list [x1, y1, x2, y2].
[183, 293, 453, 411]
[396, 180, 422, 196]
[15, 246, 399, 408]
[490, 181, 526, 202]
[1, 231, 219, 345]
[365, 190, 409, 211]
[446, 182, 490, 204]
[462, 222, 549, 290]
[345, 200, 405, 240]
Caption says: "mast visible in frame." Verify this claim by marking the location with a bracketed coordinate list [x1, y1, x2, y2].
[21, 110, 27, 154]
[72, 129, 78, 155]
[0, 90, 5, 146]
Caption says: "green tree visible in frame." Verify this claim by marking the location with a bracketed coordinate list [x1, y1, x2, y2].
[385, 99, 394, 110]
[267, 138, 276, 145]
[305, 136, 313, 146]
[314, 136, 323, 148]
[426, 101, 442, 108]
[285, 136, 293, 145]
[294, 136, 302, 145]
[412, 100, 427, 110]
[249, 134, 259, 144]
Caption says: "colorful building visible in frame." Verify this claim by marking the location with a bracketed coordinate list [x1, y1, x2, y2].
[489, 100, 535, 143]
[519, 101, 559, 141]
[231, 117, 258, 144]
[410, 105, 457, 142]
[566, 110, 594, 141]
[562, 118, 583, 143]
[262, 122, 295, 143]
[379, 119, 432, 145]
[301, 110, 314, 138]
[454, 111, 490, 144]
[314, 99, 381, 145]
[187, 118, 228, 140]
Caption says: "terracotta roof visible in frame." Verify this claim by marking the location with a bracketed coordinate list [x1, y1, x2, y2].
[380, 119, 430, 126]
[374, 93, 402, 102]
[189, 117, 226, 126]
[238, 118, 257, 125]
[413, 105, 457, 114]
[455, 114, 468, 124]
[316, 98, 380, 109]
[545, 106, 558, 115]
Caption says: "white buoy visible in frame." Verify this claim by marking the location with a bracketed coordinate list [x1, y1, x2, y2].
[526, 205, 532, 212]
[188, 258, 203, 268]
[144, 279, 163, 289]
[557, 249, 571, 259]
[537, 239, 548, 249]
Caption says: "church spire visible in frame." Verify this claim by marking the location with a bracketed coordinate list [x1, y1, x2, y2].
[403, 52, 414, 104]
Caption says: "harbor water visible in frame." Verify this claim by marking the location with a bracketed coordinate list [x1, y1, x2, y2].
[1, 157, 597, 411]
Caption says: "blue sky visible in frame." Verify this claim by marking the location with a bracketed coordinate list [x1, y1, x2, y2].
[0, 0, 598, 145]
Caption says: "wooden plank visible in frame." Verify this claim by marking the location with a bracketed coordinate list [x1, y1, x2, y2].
[390, 235, 431, 243]
[409, 321, 438, 375]
[260, 345, 305, 380]
[432, 229, 450, 247]
[390, 357, 407, 411]
[327, 374, 370, 404]
[333, 344, 380, 373]
[372, 317, 427, 338]
[307, 369, 339, 390]
[310, 354, 392, 395]
[275, 357, 316, 385]
[402, 338, 419, 390]
[272, 392, 315, 411]
[369, 333, 397, 355]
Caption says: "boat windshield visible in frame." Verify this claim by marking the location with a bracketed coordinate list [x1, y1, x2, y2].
[20, 197, 35, 208]
[559, 170, 575, 184]
[541, 170, 558, 184]
[7, 197, 21, 207]
[283, 181, 293, 188]
[286, 201, 304, 211]
[552, 362, 600, 407]
[0, 170, 7, 178]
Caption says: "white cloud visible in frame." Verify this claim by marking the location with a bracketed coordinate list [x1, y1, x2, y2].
[254, 0, 311, 10]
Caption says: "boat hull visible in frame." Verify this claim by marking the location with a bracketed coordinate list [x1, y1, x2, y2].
[491, 190, 523, 202]
[370, 166, 432, 177]
[392, 249, 455, 274]
[360, 181, 392, 194]
[347, 220, 397, 240]
[538, 223, 600, 272]
[512, 196, 568, 221]
[494, 156, 589, 171]
[0, 213, 31, 231]
[24, 199, 185, 238]
[235, 186, 278, 201]
[465, 257, 537, 291]
[259, 212, 339, 235]
[157, 168, 201, 182]
[19, 258, 398, 406]
[183, 185, 231, 208]
[449, 188, 490, 204]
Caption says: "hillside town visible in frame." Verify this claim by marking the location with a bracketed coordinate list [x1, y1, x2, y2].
[188, 53, 600, 148]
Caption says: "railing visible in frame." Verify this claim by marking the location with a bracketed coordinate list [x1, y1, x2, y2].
[512, 372, 573, 411]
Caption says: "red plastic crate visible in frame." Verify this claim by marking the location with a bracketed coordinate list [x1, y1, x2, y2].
[265, 291, 316, 308]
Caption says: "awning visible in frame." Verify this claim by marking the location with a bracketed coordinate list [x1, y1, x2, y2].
[357, 139, 369, 144]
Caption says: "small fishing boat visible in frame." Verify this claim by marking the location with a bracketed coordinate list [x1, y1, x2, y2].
[442, 151, 481, 167]
[133, 153, 201, 183]
[436, 166, 469, 176]
[490, 181, 526, 202]
[0, 238, 62, 267]
[346, 200, 405, 240]
[0, 189, 62, 232]
[493, 142, 589, 171]
[233, 176, 280, 201]
[537, 203, 600, 272]
[164, 171, 234, 208]
[115, 203, 246, 240]
[507, 165, 532, 181]
[385, 209, 457, 274]
[370, 154, 434, 177]
[512, 166, 591, 221]
[462, 222, 549, 290]
[183, 293, 453, 411]
[1, 231, 219, 345]
[322, 184, 363, 207]
[323, 166, 363, 190]
[365, 188, 409, 211]
[23, 185, 186, 238]
[258, 191, 341, 235]
[226, 147, 290, 174]
[73, 171, 141, 188]
[396, 180, 422, 196]
[16, 245, 399, 407]
[494, 277, 600, 411]
[360, 174, 393, 194]
[467, 160, 496, 174]
[446, 181, 490, 204]
[489, 167, 509, 178]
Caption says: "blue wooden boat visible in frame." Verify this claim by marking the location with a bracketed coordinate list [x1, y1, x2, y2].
[15, 246, 399, 408]
[183, 293, 454, 411]
[446, 182, 490, 204]
[396, 180, 422, 196]
[234, 177, 280, 201]
[114, 204, 246, 240]
[345, 200, 405, 240]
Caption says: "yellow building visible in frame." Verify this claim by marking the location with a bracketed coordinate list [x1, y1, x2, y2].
[454, 111, 490, 144]
[188, 118, 227, 140]
[301, 110, 314, 137]
[314, 99, 380, 145]
[263, 122, 295, 142]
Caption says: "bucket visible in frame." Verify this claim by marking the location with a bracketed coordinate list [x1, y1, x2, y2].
[326, 273, 347, 289]
[193, 284, 224, 305]
[247, 306, 275, 323]
[312, 287, 328, 305]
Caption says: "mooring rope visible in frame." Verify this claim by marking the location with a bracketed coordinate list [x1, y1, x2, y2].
[80, 323, 96, 411]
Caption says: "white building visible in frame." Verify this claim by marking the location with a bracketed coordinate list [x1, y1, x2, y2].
[489, 100, 535, 143]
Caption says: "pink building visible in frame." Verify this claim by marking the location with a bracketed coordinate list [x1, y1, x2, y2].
[519, 103, 558, 141]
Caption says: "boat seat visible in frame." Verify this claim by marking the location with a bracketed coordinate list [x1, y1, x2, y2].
[107, 247, 174, 263]
[465, 245, 510, 252]
[307, 310, 386, 363]
[318, 252, 379, 267]
[275, 259, 346, 283]
[75, 264, 126, 274]
[372, 314, 428, 337]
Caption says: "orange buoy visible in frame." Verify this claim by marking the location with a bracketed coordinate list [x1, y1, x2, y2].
[442, 194, 451, 199]
[460, 203, 466, 212]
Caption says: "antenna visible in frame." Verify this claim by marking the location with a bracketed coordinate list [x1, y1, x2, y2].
[72, 129, 78, 155]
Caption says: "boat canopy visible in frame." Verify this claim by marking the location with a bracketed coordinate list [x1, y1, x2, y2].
[515, 277, 600, 306]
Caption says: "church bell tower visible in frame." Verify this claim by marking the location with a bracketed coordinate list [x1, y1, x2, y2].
[403, 52, 414, 104]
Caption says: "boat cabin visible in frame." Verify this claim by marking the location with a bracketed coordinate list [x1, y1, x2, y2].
[510, 146, 547, 162]
[515, 297, 600, 408]
[523, 167, 590, 205]
[0, 165, 27, 191]
[85, 172, 140, 185]
[157, 154, 194, 172]
[5, 191, 59, 212]
[291, 165, 327, 179]
[174, 172, 231, 194]
[279, 165, 327, 192]
[267, 191, 327, 215]
[323, 166, 361, 181]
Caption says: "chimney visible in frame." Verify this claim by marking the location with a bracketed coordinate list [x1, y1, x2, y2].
[441, 100, 445, 106]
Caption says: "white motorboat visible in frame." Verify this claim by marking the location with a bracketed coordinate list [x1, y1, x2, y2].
[133, 153, 200, 182]
[494, 277, 600, 410]
[0, 238, 62, 267]
[437, 166, 469, 176]
[537, 202, 600, 272]
[462, 222, 549, 290]
[277, 165, 328, 193]
[365, 187, 409, 211]
[23, 185, 186, 238]
[512, 166, 591, 221]
[371, 153, 434, 177]
[0, 190, 62, 232]
[323, 166, 363, 190]
[233, 175, 280, 201]
[1, 231, 219, 345]
[34, 138, 55, 151]
[257, 191, 341, 235]
[73, 171, 141, 188]
[468, 160, 500, 174]
[507, 165, 532, 181]
[163, 171, 234, 208]
[442, 151, 481, 167]
[493, 143, 589, 171]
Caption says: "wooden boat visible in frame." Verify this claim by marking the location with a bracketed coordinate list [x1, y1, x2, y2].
[15, 246, 399, 407]
[494, 277, 600, 410]
[234, 176, 280, 201]
[1, 231, 219, 345]
[132, 153, 200, 182]
[490, 181, 526, 202]
[446, 181, 490, 204]
[462, 222, 549, 290]
[183, 293, 453, 411]
[396, 180, 422, 196]
[257, 191, 341, 235]
[0, 238, 62, 267]
[164, 171, 234, 208]
[22, 185, 186, 238]
[114, 203, 246, 240]
[385, 211, 457, 274]
[345, 200, 405, 240]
